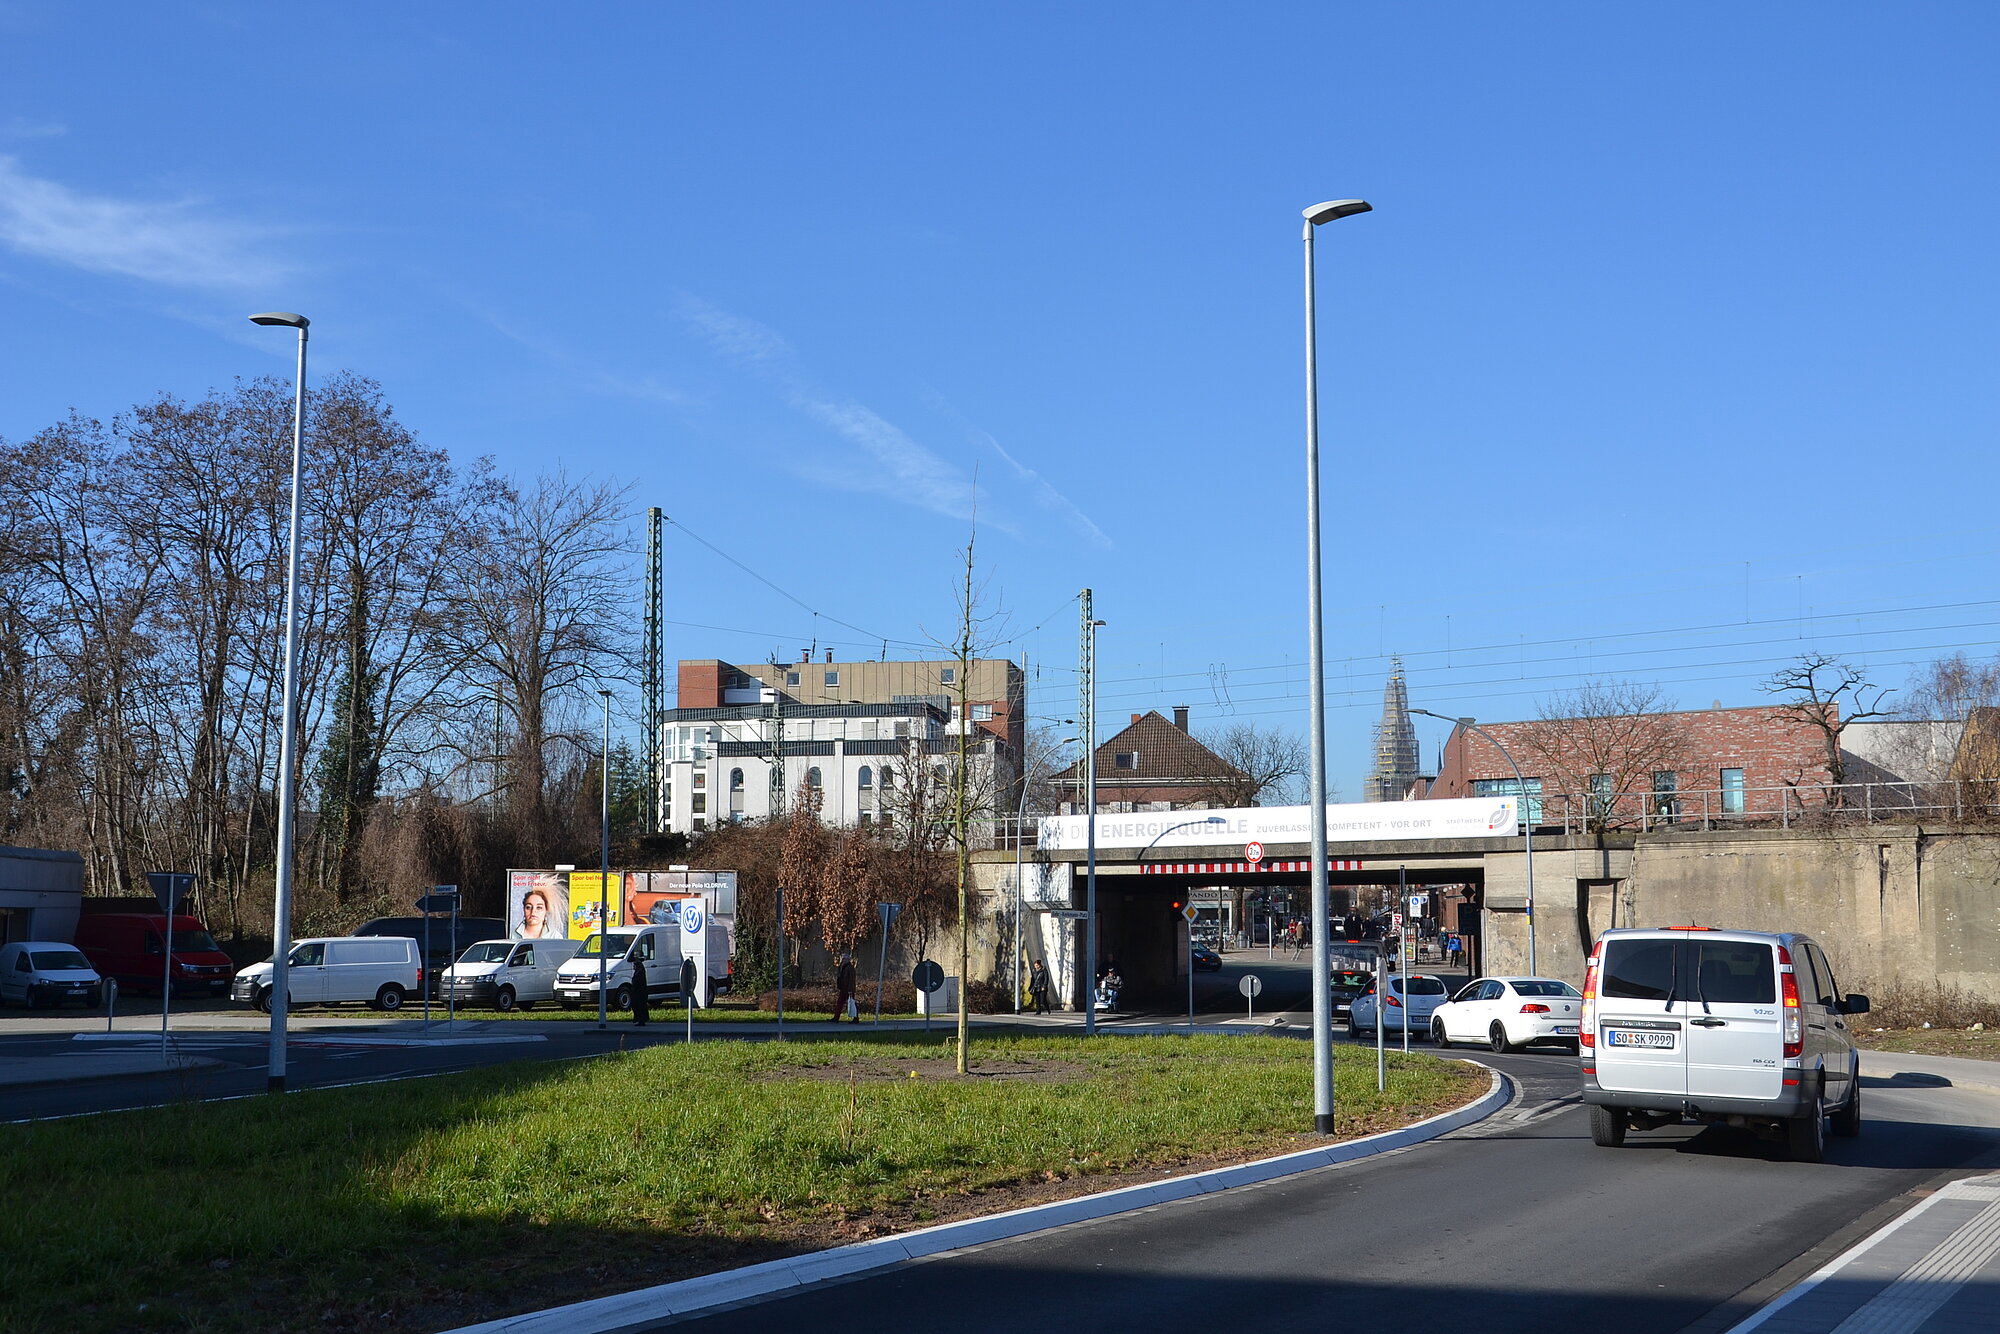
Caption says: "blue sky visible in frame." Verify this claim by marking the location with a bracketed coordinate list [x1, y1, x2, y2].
[3, 4, 1997, 793]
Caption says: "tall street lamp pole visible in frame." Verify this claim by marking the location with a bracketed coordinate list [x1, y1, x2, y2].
[1082, 597, 1104, 1035]
[598, 688, 613, 1028]
[1410, 708, 1536, 976]
[248, 311, 309, 1094]
[1302, 198, 1371, 1135]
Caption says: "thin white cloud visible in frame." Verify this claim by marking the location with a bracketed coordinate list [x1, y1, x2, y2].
[971, 426, 1112, 549]
[677, 295, 793, 368]
[0, 118, 66, 140]
[0, 156, 287, 288]
[800, 398, 981, 521]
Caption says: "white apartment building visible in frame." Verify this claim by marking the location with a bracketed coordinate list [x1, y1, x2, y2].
[660, 696, 1014, 835]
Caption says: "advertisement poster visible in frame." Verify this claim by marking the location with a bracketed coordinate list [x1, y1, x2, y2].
[565, 873, 617, 938]
[623, 872, 690, 929]
[508, 871, 569, 942]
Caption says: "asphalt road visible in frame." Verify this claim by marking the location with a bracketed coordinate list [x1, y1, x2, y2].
[661, 1049, 2000, 1334]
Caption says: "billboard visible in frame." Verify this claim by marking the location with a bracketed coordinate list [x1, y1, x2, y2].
[1035, 797, 1520, 853]
[565, 873, 617, 939]
[507, 871, 569, 942]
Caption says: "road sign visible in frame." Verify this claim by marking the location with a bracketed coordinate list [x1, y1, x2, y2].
[1045, 909, 1091, 919]
[912, 960, 945, 993]
[1409, 893, 1428, 912]
[680, 957, 698, 1006]
[145, 872, 193, 914]
[877, 902, 903, 931]
[1391, 912, 1404, 930]
[1238, 974, 1263, 998]
[1245, 841, 1265, 864]
[415, 892, 459, 914]
[1181, 904, 1198, 923]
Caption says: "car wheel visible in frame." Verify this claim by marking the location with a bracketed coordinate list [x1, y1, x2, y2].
[1831, 1079, 1861, 1138]
[375, 984, 406, 1012]
[1432, 1019, 1450, 1049]
[1349, 1021, 1370, 1041]
[255, 987, 278, 1014]
[1787, 1092, 1827, 1163]
[1588, 1104, 1628, 1147]
[1489, 1023, 1515, 1054]
[495, 986, 517, 1013]
[612, 983, 634, 1012]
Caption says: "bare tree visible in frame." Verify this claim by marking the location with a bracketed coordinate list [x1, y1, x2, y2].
[1194, 722, 1307, 806]
[1519, 681, 1692, 832]
[1764, 653, 1895, 799]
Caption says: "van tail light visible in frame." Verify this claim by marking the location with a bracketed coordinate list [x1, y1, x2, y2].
[1777, 946, 1802, 1058]
[417, 966, 425, 986]
[1385, 992, 1403, 1008]
[1520, 1003, 1550, 1014]
[1580, 942, 1602, 1050]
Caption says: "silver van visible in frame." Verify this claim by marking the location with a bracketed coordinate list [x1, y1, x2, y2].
[442, 938, 582, 1011]
[1580, 927, 1868, 1161]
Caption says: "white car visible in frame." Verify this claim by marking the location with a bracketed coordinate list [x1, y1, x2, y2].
[0, 941, 103, 1008]
[1348, 973, 1450, 1039]
[1431, 976, 1582, 1052]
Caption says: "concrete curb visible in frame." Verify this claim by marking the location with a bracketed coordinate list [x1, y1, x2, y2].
[70, 1032, 549, 1049]
[439, 1062, 1510, 1334]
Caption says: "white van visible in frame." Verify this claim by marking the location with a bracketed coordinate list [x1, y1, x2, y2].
[554, 925, 683, 1011]
[1581, 926, 1869, 1161]
[442, 938, 582, 1011]
[230, 936, 423, 1013]
[0, 941, 104, 1008]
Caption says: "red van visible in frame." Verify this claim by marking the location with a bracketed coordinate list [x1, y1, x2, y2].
[73, 914, 238, 996]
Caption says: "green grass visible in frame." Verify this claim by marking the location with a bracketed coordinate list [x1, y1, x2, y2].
[1861, 1027, 2000, 1060]
[0, 1034, 1482, 1334]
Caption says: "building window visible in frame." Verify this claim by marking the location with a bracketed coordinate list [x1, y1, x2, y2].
[1587, 773, 1613, 824]
[824, 670, 840, 687]
[879, 811, 893, 828]
[894, 721, 910, 739]
[1472, 776, 1543, 825]
[786, 671, 801, 687]
[859, 811, 873, 827]
[729, 768, 744, 791]
[858, 765, 873, 790]
[1720, 768, 1745, 816]
[880, 767, 895, 791]
[692, 772, 706, 790]
[933, 764, 948, 788]
[971, 704, 994, 722]
[940, 667, 956, 684]
[692, 793, 707, 813]
[807, 767, 822, 789]
[1114, 751, 1139, 770]
[1651, 771, 1680, 822]
[692, 816, 706, 831]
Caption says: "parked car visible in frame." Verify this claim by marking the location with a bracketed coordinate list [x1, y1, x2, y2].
[72, 913, 237, 996]
[231, 936, 423, 1013]
[1432, 976, 1582, 1052]
[354, 915, 506, 997]
[1348, 973, 1450, 1038]
[0, 942, 103, 1008]
[1580, 927, 1867, 1161]
[1190, 944, 1223, 972]
[441, 938, 582, 1011]
[554, 924, 684, 1011]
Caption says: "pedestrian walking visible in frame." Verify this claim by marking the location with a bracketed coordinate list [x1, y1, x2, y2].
[835, 951, 857, 1023]
[630, 955, 650, 1026]
[1029, 958, 1051, 1014]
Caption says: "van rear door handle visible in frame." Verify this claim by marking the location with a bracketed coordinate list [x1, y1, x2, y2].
[1689, 1018, 1726, 1028]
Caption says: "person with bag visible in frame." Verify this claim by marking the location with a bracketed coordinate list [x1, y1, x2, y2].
[630, 955, 649, 1027]
[835, 951, 857, 1023]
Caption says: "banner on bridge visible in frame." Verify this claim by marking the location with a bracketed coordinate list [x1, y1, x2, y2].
[1036, 797, 1517, 853]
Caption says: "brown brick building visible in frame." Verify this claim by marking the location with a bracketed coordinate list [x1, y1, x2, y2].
[1424, 704, 1834, 827]
[1053, 707, 1246, 813]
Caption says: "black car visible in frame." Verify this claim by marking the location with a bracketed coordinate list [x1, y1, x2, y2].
[1190, 945, 1224, 972]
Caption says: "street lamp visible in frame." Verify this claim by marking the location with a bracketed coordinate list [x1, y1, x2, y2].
[1134, 815, 1227, 1025]
[1302, 198, 1371, 1136]
[248, 310, 308, 1094]
[1409, 708, 1537, 976]
[598, 688, 613, 1028]
[1082, 599, 1105, 1035]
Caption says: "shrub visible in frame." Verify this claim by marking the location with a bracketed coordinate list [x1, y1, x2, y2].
[758, 980, 917, 1014]
[1858, 978, 2000, 1030]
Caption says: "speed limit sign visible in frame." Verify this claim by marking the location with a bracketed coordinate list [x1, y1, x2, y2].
[1245, 841, 1265, 864]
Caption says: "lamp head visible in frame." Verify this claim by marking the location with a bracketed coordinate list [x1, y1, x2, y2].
[1303, 199, 1372, 226]
[248, 311, 309, 329]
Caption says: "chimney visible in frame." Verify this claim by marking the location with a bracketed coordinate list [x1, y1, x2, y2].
[1131, 713, 1142, 724]
[825, 649, 833, 664]
[1173, 705, 1189, 732]
[800, 649, 810, 665]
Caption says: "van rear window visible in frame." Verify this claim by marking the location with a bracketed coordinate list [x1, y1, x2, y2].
[1602, 940, 1677, 1001]
[1695, 942, 1775, 1004]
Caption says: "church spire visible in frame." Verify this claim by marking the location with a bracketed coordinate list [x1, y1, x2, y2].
[1365, 657, 1420, 802]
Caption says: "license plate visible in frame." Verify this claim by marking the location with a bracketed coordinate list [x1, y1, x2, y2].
[1607, 1029, 1675, 1049]
[1553, 1025, 1577, 1035]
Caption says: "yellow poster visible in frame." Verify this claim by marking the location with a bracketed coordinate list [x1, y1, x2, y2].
[565, 873, 619, 938]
